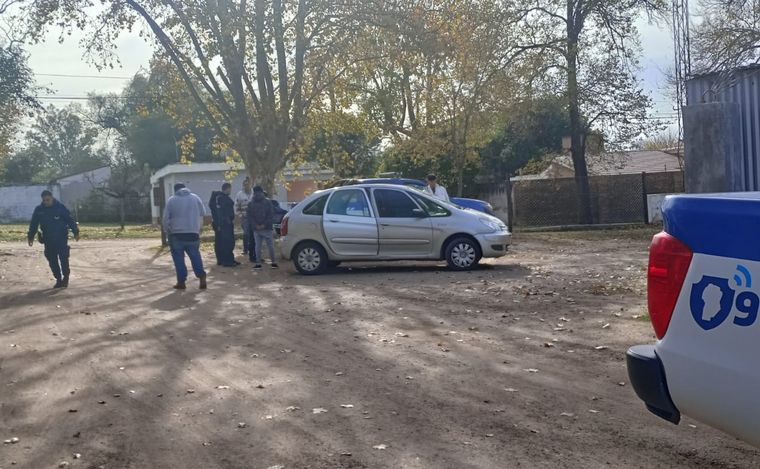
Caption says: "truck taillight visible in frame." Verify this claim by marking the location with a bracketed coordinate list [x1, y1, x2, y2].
[280, 215, 289, 236]
[648, 232, 693, 339]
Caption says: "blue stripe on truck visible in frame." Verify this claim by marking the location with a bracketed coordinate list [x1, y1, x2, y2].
[663, 193, 760, 262]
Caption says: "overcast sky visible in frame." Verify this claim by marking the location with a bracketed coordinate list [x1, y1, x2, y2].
[25, 16, 678, 123]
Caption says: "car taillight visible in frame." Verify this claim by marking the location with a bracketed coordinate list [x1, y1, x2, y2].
[280, 215, 289, 236]
[648, 232, 693, 339]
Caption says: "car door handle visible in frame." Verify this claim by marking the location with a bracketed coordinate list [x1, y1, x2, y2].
[380, 223, 390, 227]
[328, 219, 340, 223]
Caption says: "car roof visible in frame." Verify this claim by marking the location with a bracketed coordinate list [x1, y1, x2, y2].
[358, 178, 424, 184]
[333, 183, 420, 190]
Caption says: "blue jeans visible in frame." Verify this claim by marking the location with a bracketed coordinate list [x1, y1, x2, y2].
[254, 229, 276, 264]
[242, 218, 256, 261]
[169, 234, 206, 282]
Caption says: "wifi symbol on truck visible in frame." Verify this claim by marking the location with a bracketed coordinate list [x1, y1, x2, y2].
[734, 265, 753, 288]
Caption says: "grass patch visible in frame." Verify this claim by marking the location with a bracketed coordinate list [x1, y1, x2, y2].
[0, 223, 161, 242]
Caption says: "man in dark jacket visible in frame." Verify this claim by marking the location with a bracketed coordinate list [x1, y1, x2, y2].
[210, 183, 239, 267]
[247, 186, 278, 269]
[27, 190, 80, 288]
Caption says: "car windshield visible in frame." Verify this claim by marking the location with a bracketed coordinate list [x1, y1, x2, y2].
[403, 183, 465, 208]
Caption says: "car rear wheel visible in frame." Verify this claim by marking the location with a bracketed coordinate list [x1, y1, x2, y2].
[293, 241, 328, 275]
[445, 237, 481, 271]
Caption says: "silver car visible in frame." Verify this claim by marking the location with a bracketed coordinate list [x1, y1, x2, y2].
[279, 184, 511, 275]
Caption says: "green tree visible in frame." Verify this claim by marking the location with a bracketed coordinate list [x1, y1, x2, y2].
[18, 0, 360, 192]
[91, 61, 217, 171]
[18, 104, 104, 181]
[0, 44, 38, 162]
[693, 1, 760, 73]
[479, 98, 571, 181]
[512, 0, 665, 223]
[346, 0, 523, 195]
[299, 112, 381, 179]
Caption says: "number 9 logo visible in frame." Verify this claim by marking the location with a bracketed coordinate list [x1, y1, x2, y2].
[734, 292, 760, 327]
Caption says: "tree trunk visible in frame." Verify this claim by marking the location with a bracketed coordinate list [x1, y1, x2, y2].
[567, 18, 593, 225]
[457, 159, 465, 197]
[119, 197, 126, 230]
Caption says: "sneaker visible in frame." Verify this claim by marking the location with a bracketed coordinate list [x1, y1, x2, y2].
[173, 282, 187, 290]
[270, 263, 279, 269]
[61, 277, 69, 288]
[253, 264, 262, 270]
[53, 280, 64, 289]
[199, 276, 207, 290]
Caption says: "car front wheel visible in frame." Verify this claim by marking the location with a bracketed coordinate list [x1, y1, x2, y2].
[445, 237, 481, 271]
[293, 241, 329, 275]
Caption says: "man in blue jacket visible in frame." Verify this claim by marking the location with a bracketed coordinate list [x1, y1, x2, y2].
[163, 183, 207, 290]
[209, 182, 239, 267]
[27, 190, 80, 288]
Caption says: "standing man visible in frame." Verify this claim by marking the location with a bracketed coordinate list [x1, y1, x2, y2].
[210, 182, 239, 267]
[247, 186, 278, 270]
[27, 190, 79, 289]
[163, 183, 208, 290]
[424, 174, 450, 202]
[235, 177, 255, 263]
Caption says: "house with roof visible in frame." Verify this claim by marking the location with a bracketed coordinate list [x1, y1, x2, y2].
[149, 162, 334, 224]
[511, 150, 683, 182]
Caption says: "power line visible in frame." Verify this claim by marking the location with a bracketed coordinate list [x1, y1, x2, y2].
[35, 73, 134, 80]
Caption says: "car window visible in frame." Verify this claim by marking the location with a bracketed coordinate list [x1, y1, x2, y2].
[326, 189, 371, 217]
[403, 182, 426, 191]
[374, 189, 422, 218]
[411, 193, 451, 217]
[302, 194, 329, 216]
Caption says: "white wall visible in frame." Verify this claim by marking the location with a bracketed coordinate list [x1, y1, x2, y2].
[647, 193, 678, 224]
[0, 185, 61, 223]
[58, 166, 111, 210]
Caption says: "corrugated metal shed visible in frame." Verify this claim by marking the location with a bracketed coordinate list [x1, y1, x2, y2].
[686, 66, 760, 190]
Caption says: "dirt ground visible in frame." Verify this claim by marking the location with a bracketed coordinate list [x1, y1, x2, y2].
[1, 233, 759, 469]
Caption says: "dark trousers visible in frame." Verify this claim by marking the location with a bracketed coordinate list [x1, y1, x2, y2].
[215, 223, 236, 266]
[44, 243, 70, 281]
[243, 220, 256, 262]
[169, 234, 206, 282]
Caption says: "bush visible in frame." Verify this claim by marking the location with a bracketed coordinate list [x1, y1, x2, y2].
[74, 191, 150, 223]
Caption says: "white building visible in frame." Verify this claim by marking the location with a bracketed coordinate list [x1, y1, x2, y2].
[149, 162, 334, 224]
[0, 166, 111, 223]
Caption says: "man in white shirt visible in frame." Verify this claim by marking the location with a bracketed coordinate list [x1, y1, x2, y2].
[424, 174, 450, 202]
[235, 177, 255, 261]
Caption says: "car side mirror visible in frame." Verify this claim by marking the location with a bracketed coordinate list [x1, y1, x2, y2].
[412, 208, 427, 218]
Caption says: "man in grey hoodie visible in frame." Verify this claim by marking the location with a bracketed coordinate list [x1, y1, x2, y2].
[163, 183, 207, 290]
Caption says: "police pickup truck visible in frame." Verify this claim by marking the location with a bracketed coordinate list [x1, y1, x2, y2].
[627, 193, 760, 447]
